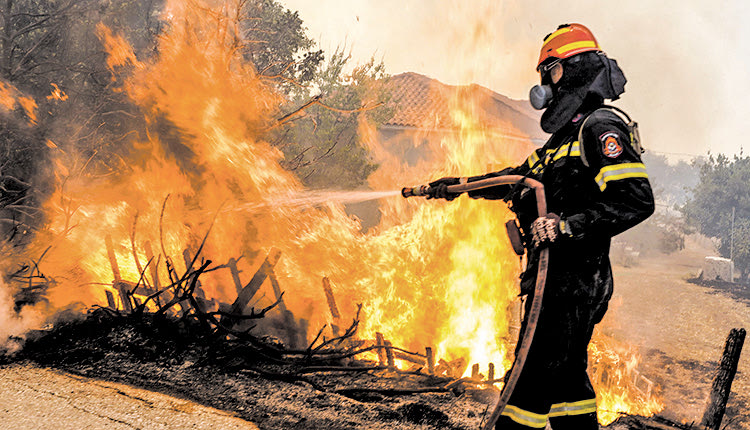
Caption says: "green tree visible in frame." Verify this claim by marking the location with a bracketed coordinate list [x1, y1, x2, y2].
[269, 48, 392, 189]
[239, 0, 323, 91]
[682, 153, 750, 282]
[238, 0, 392, 189]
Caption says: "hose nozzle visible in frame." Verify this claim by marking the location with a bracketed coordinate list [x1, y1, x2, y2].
[401, 185, 431, 198]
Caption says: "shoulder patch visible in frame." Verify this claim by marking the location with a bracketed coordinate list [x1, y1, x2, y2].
[600, 131, 623, 158]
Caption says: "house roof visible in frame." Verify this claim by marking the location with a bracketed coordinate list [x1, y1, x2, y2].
[383, 72, 547, 144]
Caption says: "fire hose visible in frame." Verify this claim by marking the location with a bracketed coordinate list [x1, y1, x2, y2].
[402, 175, 548, 430]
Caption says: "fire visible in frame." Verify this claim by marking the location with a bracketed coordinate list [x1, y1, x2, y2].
[0, 80, 37, 125]
[19, 0, 663, 425]
[590, 333, 665, 424]
[47, 84, 69, 102]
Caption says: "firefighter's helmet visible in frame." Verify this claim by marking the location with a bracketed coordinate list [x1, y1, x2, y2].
[537, 23, 601, 71]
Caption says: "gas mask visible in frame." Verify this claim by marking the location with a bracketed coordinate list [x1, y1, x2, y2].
[530, 61, 562, 110]
[529, 84, 553, 110]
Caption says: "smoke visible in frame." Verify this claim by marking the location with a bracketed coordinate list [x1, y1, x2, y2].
[282, 0, 750, 159]
[0, 277, 45, 354]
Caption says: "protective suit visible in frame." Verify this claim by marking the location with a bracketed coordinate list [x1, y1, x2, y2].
[427, 24, 654, 429]
[469, 102, 654, 429]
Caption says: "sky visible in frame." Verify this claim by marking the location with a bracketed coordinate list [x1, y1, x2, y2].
[280, 0, 750, 161]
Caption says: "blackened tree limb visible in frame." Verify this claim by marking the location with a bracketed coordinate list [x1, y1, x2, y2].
[129, 212, 148, 289]
[158, 194, 178, 286]
[183, 206, 222, 275]
[269, 94, 321, 130]
[310, 304, 361, 353]
[207, 293, 284, 321]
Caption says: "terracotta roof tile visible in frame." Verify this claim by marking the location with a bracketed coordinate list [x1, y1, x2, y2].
[383, 72, 546, 142]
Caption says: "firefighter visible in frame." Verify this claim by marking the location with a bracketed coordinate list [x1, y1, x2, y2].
[427, 23, 655, 429]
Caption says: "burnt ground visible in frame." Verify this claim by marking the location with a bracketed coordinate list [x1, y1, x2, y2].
[3, 310, 497, 430]
[686, 277, 750, 306]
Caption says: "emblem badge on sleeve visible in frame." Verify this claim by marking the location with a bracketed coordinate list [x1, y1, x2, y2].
[600, 131, 623, 158]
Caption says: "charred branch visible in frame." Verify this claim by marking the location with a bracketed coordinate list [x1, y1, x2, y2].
[296, 365, 385, 374]
[224, 248, 282, 319]
[208, 293, 284, 322]
[287, 304, 361, 361]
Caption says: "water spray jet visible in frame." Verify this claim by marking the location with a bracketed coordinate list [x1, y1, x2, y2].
[226, 189, 402, 213]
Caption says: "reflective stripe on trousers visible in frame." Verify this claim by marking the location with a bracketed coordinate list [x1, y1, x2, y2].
[501, 398, 597, 428]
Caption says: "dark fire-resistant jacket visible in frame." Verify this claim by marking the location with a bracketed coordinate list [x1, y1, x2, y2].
[466, 105, 655, 299]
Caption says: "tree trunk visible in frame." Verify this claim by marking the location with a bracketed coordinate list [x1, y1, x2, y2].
[1, 0, 12, 79]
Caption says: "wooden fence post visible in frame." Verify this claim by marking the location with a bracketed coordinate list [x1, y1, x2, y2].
[701, 328, 746, 430]
[105, 234, 131, 312]
[375, 332, 387, 366]
[384, 340, 395, 369]
[322, 277, 341, 336]
[226, 248, 281, 316]
[226, 257, 244, 296]
[426, 347, 435, 375]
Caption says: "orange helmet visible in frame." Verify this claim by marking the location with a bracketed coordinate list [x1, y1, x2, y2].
[537, 23, 601, 71]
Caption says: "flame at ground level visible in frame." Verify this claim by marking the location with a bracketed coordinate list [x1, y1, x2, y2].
[15, 0, 663, 425]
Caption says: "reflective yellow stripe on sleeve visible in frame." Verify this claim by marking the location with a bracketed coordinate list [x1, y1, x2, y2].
[527, 151, 540, 169]
[549, 398, 597, 417]
[528, 141, 584, 175]
[594, 162, 648, 191]
[501, 405, 549, 428]
[551, 141, 581, 162]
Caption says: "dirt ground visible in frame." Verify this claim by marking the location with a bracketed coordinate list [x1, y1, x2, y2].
[0, 363, 258, 430]
[606, 234, 750, 429]
[2, 233, 749, 430]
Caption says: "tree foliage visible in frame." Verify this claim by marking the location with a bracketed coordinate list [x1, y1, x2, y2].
[239, 0, 392, 189]
[682, 153, 750, 282]
[270, 49, 391, 188]
[240, 0, 323, 90]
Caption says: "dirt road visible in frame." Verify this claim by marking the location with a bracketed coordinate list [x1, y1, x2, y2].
[605, 235, 750, 428]
[0, 363, 258, 430]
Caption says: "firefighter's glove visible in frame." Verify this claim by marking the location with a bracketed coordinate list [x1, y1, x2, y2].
[531, 213, 561, 248]
[427, 177, 462, 201]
